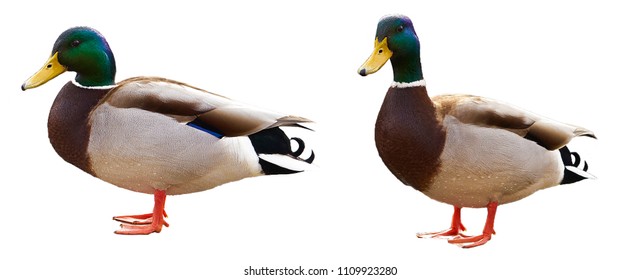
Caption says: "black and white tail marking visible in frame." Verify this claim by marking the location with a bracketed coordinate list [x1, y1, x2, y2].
[559, 146, 593, 184]
[248, 127, 315, 175]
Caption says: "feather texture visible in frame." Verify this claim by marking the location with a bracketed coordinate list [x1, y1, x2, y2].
[433, 94, 596, 150]
[101, 77, 312, 137]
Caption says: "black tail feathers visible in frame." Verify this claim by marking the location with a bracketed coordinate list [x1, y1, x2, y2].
[248, 127, 314, 175]
[559, 146, 591, 184]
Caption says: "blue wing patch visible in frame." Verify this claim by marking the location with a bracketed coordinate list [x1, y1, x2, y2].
[186, 119, 224, 139]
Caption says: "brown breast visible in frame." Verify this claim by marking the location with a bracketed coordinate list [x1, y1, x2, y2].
[374, 86, 446, 191]
[48, 82, 111, 175]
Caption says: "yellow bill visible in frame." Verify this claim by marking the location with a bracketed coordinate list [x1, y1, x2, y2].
[22, 52, 67, 91]
[358, 37, 393, 76]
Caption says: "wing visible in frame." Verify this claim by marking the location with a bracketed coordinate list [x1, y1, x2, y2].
[433, 94, 596, 150]
[101, 76, 312, 137]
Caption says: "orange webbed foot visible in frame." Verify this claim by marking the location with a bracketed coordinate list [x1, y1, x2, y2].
[113, 190, 168, 235]
[417, 226, 468, 239]
[448, 229, 495, 248]
[448, 202, 498, 249]
[417, 206, 467, 239]
[113, 210, 169, 226]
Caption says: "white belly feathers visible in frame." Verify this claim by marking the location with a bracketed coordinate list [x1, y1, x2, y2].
[87, 104, 262, 195]
[425, 116, 564, 208]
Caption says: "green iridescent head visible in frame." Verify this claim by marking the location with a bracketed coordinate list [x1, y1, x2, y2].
[358, 14, 424, 83]
[22, 26, 117, 90]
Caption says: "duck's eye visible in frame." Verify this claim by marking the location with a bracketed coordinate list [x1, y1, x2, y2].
[71, 40, 81, 47]
[397, 25, 404, 32]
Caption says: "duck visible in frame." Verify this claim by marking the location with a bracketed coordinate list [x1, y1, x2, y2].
[21, 26, 315, 235]
[357, 15, 596, 248]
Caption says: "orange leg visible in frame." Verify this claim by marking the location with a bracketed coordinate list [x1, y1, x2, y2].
[417, 206, 467, 238]
[113, 190, 169, 235]
[449, 201, 498, 249]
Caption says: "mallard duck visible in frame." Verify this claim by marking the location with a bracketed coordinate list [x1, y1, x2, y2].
[22, 27, 314, 235]
[358, 15, 595, 248]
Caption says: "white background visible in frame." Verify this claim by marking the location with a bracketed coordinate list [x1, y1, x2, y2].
[1, 0, 637, 279]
